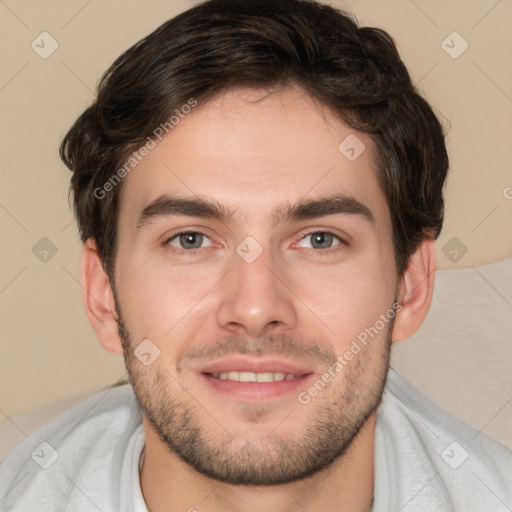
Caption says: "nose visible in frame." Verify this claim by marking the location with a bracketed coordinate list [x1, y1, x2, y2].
[216, 247, 298, 338]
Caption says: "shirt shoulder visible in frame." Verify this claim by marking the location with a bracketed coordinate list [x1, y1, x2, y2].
[374, 369, 512, 512]
[0, 384, 143, 512]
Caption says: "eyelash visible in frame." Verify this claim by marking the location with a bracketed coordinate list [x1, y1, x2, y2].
[162, 229, 347, 256]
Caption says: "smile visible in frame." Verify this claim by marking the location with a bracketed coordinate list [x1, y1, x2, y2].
[208, 371, 303, 382]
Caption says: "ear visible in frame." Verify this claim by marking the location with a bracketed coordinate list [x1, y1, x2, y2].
[81, 239, 123, 354]
[392, 237, 436, 342]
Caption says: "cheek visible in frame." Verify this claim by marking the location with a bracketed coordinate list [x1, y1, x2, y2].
[116, 255, 221, 340]
[289, 256, 396, 346]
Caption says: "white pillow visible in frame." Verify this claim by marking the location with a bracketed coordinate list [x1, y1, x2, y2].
[391, 257, 512, 450]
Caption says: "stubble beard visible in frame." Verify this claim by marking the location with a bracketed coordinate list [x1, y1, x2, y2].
[115, 298, 392, 486]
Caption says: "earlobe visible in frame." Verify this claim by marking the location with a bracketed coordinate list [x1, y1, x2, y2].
[81, 239, 123, 354]
[392, 237, 436, 343]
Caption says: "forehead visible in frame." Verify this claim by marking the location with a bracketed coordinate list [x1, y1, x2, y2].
[118, 87, 389, 231]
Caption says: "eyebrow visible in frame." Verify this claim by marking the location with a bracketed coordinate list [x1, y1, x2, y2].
[136, 193, 375, 230]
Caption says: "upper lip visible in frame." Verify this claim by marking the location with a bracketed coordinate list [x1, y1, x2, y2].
[198, 356, 314, 376]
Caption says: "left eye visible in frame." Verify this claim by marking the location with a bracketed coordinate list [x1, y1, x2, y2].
[296, 231, 342, 250]
[167, 232, 213, 250]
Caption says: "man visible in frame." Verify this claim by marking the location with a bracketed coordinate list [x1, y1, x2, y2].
[1, 0, 510, 511]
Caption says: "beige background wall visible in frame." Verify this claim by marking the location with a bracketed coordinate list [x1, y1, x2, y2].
[1, 0, 511, 426]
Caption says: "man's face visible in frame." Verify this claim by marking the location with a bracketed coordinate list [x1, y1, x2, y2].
[113, 87, 398, 485]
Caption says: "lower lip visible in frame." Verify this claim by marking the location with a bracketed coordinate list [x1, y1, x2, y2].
[200, 373, 314, 400]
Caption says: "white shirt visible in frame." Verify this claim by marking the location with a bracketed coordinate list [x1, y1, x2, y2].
[0, 369, 510, 511]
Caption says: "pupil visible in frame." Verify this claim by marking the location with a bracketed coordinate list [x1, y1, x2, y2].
[180, 233, 202, 249]
[312, 232, 331, 249]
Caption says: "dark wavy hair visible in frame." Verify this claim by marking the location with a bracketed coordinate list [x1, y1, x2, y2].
[60, 0, 448, 280]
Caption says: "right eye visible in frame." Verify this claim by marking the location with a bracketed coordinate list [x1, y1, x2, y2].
[165, 231, 213, 251]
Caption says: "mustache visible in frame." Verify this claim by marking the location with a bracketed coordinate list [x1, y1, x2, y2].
[177, 333, 336, 369]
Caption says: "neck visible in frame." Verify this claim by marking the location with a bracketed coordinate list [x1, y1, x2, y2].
[140, 412, 375, 512]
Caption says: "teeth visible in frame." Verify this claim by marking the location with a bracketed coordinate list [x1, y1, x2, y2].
[257, 372, 274, 382]
[239, 372, 255, 382]
[214, 371, 299, 382]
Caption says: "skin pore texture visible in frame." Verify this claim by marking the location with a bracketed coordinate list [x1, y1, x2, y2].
[81, 87, 435, 512]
